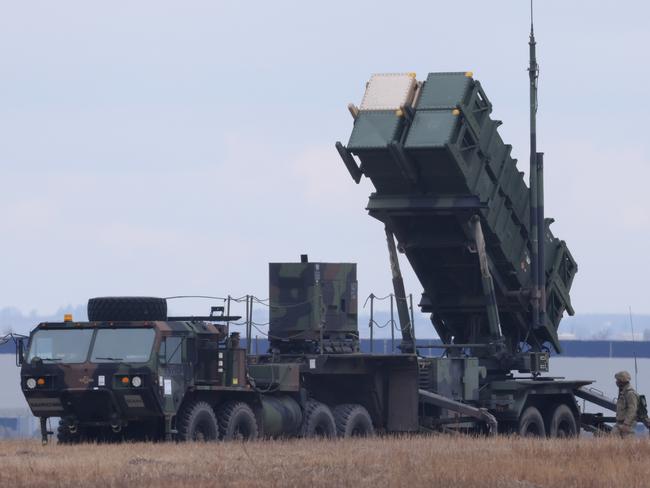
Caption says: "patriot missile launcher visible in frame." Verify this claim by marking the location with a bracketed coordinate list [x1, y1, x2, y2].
[333, 21, 618, 434]
[337, 70, 577, 374]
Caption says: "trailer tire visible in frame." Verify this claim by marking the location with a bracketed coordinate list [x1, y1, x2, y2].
[87, 296, 167, 322]
[518, 406, 546, 437]
[547, 404, 578, 438]
[333, 404, 374, 438]
[176, 400, 219, 442]
[300, 400, 336, 439]
[217, 401, 259, 441]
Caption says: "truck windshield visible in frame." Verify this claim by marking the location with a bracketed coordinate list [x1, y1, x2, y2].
[27, 329, 94, 364]
[90, 328, 155, 363]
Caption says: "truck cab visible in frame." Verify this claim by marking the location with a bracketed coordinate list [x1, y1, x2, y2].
[20, 298, 254, 443]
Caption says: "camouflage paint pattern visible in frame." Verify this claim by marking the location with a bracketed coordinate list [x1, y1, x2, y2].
[20, 318, 253, 437]
[268, 262, 358, 352]
[613, 381, 638, 437]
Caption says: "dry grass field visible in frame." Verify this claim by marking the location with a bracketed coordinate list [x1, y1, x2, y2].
[1, 435, 649, 488]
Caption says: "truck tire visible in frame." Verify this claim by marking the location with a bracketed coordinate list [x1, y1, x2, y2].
[300, 400, 336, 438]
[332, 404, 374, 438]
[518, 406, 546, 437]
[547, 404, 578, 438]
[176, 400, 219, 442]
[217, 401, 259, 441]
[56, 422, 81, 444]
[87, 296, 167, 322]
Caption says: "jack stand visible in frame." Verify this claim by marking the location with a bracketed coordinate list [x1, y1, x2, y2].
[164, 415, 175, 441]
[39, 417, 52, 445]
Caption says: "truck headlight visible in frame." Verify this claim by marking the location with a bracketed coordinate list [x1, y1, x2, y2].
[26, 378, 36, 389]
[131, 376, 142, 387]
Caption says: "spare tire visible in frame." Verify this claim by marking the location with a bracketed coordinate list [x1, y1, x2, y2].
[87, 297, 167, 322]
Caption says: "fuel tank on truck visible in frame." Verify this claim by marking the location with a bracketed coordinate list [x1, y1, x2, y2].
[259, 395, 303, 437]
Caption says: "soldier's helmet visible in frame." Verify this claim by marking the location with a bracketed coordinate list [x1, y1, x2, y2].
[615, 371, 632, 383]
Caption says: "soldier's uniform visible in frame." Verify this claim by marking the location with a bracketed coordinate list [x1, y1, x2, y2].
[611, 371, 638, 438]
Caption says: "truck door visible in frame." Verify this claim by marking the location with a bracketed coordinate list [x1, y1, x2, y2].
[158, 335, 193, 414]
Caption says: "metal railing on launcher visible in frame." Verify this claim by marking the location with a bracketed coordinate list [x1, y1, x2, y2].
[166, 292, 417, 355]
[363, 293, 416, 353]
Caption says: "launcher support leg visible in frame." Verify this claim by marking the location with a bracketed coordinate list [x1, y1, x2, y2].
[470, 216, 503, 340]
[385, 226, 415, 353]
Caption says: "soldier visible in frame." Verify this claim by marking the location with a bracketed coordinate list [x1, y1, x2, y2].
[611, 371, 638, 438]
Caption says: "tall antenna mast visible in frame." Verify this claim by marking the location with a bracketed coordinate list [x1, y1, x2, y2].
[528, 0, 545, 333]
[629, 306, 639, 390]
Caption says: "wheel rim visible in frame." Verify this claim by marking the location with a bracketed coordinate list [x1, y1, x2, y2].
[314, 423, 328, 437]
[192, 420, 213, 441]
[350, 423, 367, 437]
[233, 421, 251, 440]
[556, 420, 573, 438]
[524, 422, 541, 437]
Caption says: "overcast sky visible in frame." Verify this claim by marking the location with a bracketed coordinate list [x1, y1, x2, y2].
[1, 1, 649, 327]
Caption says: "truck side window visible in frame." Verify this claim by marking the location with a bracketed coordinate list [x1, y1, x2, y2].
[164, 337, 183, 364]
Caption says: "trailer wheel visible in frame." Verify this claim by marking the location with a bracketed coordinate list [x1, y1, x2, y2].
[87, 296, 167, 322]
[547, 404, 578, 438]
[333, 404, 374, 438]
[300, 400, 336, 438]
[176, 400, 219, 442]
[217, 401, 259, 441]
[518, 406, 546, 437]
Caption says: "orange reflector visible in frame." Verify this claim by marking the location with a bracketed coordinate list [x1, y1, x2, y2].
[37, 378, 45, 386]
[121, 377, 130, 384]
[64, 314, 73, 322]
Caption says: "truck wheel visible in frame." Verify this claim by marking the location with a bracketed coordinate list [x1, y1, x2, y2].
[87, 296, 167, 322]
[518, 406, 546, 437]
[333, 404, 374, 438]
[176, 400, 219, 442]
[57, 422, 81, 444]
[217, 402, 259, 441]
[300, 400, 336, 438]
[547, 404, 578, 438]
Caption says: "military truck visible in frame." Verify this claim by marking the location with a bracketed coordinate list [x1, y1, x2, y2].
[18, 265, 429, 444]
[18, 252, 611, 444]
[19, 297, 258, 443]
